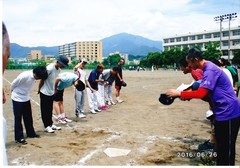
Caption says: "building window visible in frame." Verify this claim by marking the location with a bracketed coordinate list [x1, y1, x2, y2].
[222, 50, 228, 55]
[170, 38, 175, 43]
[233, 30, 240, 36]
[205, 34, 212, 39]
[176, 37, 181, 42]
[183, 36, 188, 41]
[190, 36, 195, 40]
[222, 31, 229, 37]
[164, 39, 169, 43]
[213, 33, 220, 38]
[233, 40, 240, 46]
[222, 41, 229, 46]
[189, 44, 195, 48]
[197, 43, 203, 49]
[197, 35, 203, 40]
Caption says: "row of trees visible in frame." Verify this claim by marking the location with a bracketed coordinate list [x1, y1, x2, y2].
[139, 42, 227, 69]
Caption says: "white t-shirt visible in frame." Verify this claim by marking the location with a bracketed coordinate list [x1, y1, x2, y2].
[40, 63, 60, 96]
[11, 70, 36, 102]
[75, 68, 87, 85]
[222, 68, 233, 86]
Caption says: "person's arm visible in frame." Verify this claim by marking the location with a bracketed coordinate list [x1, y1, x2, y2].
[85, 80, 94, 93]
[37, 79, 44, 94]
[73, 63, 81, 72]
[54, 78, 61, 94]
[166, 87, 208, 99]
[117, 73, 123, 82]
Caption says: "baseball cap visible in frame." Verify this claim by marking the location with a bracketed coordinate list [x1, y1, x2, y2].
[81, 58, 88, 63]
[57, 55, 69, 68]
[159, 93, 175, 105]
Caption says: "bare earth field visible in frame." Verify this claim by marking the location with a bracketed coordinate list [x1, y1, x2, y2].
[3, 69, 240, 166]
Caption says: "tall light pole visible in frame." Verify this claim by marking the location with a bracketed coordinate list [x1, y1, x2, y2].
[214, 13, 237, 62]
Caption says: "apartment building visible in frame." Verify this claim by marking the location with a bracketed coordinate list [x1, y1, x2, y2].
[163, 26, 240, 59]
[59, 41, 103, 63]
[27, 50, 42, 60]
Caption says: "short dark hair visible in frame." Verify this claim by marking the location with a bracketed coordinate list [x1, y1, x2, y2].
[179, 57, 188, 67]
[187, 48, 203, 61]
[75, 80, 85, 91]
[33, 66, 48, 80]
[211, 58, 222, 67]
[112, 66, 119, 72]
[220, 58, 231, 66]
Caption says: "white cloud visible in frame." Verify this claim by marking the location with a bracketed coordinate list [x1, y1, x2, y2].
[3, 0, 240, 46]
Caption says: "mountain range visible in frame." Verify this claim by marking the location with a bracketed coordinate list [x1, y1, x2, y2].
[10, 33, 163, 58]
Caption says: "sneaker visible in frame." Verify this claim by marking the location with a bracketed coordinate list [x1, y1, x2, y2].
[99, 106, 108, 110]
[51, 124, 61, 130]
[52, 114, 58, 120]
[15, 139, 27, 145]
[117, 99, 124, 103]
[111, 101, 116, 105]
[63, 117, 72, 123]
[107, 101, 111, 106]
[45, 126, 55, 133]
[198, 140, 214, 151]
[57, 117, 67, 124]
[78, 113, 86, 118]
[95, 109, 102, 112]
[89, 110, 97, 114]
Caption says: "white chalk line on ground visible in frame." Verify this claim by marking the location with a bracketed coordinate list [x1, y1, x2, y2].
[3, 77, 40, 106]
[76, 129, 121, 166]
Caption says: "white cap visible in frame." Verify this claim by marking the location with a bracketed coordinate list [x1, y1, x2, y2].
[81, 58, 88, 63]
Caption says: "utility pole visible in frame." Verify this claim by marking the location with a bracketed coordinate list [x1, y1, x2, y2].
[214, 13, 237, 62]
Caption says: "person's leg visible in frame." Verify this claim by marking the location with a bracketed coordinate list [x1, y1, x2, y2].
[74, 88, 81, 116]
[22, 101, 37, 137]
[12, 100, 24, 141]
[40, 93, 53, 128]
[80, 91, 85, 113]
[86, 88, 95, 113]
[229, 117, 240, 165]
[215, 117, 240, 165]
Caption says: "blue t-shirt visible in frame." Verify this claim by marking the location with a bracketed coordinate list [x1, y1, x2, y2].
[200, 61, 240, 121]
[88, 69, 101, 90]
[57, 72, 78, 90]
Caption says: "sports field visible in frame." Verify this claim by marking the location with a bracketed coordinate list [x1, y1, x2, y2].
[3, 69, 240, 166]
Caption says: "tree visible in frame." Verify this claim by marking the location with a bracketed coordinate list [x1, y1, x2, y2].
[202, 42, 222, 60]
[102, 54, 122, 67]
[232, 49, 240, 65]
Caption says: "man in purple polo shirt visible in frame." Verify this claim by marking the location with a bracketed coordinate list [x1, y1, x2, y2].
[166, 48, 240, 165]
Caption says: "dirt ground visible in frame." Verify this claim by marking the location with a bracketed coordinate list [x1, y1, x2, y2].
[3, 69, 240, 166]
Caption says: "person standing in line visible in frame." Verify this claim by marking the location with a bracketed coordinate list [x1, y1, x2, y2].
[115, 59, 124, 103]
[38, 55, 69, 133]
[97, 73, 109, 111]
[2, 22, 10, 166]
[53, 72, 85, 124]
[86, 64, 104, 114]
[102, 67, 118, 106]
[11, 66, 48, 144]
[73, 58, 93, 118]
[166, 48, 240, 165]
[220, 58, 239, 95]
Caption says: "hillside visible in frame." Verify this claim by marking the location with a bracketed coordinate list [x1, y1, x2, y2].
[10, 33, 163, 58]
[10, 43, 58, 58]
[101, 32, 162, 56]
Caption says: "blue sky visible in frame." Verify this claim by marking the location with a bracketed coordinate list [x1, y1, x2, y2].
[2, 0, 240, 47]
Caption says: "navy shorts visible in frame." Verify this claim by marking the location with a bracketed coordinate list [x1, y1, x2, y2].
[53, 89, 64, 101]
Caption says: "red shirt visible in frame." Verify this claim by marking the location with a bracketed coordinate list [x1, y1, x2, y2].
[191, 68, 203, 81]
